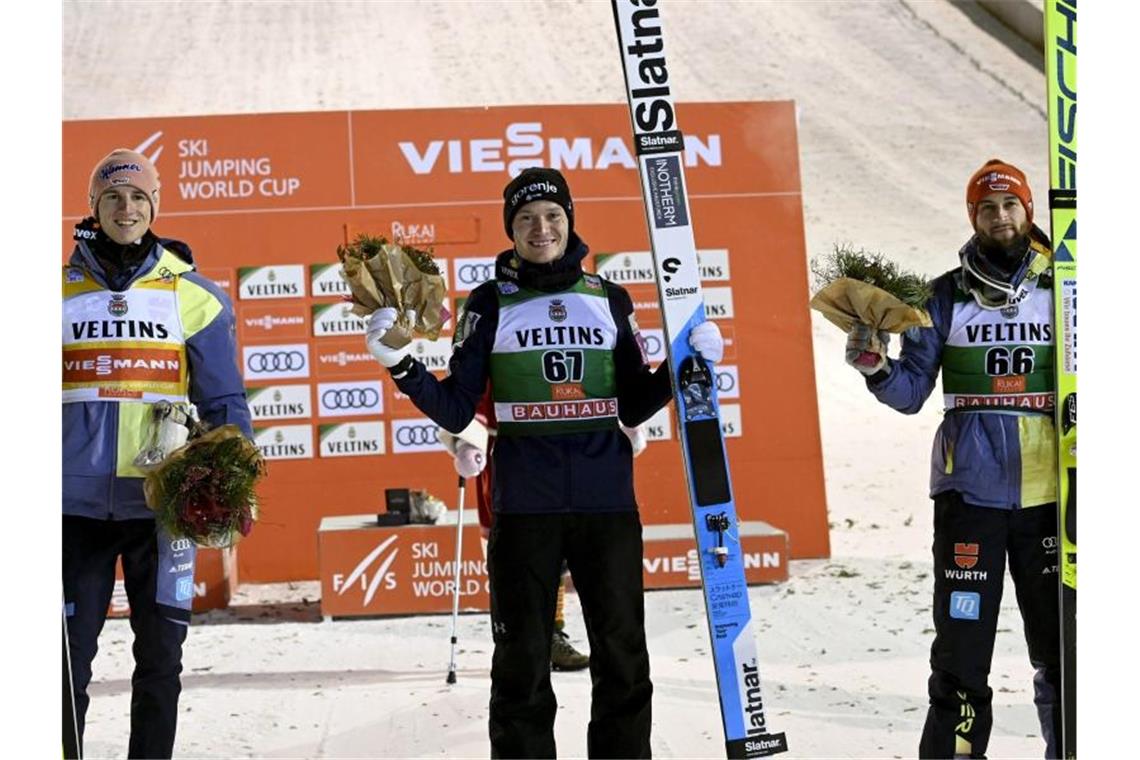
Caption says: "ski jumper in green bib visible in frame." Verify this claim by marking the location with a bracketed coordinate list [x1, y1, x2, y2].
[490, 276, 620, 437]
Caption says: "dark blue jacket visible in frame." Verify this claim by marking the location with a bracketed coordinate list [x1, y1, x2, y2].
[391, 235, 672, 513]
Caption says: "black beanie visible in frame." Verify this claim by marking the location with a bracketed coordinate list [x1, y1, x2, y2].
[502, 167, 574, 239]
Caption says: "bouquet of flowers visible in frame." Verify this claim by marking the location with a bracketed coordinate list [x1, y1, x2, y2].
[809, 244, 934, 334]
[336, 233, 449, 348]
[143, 424, 266, 548]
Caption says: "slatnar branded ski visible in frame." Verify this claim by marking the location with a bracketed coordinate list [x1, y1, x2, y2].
[610, 2, 787, 757]
[1044, 2, 1076, 757]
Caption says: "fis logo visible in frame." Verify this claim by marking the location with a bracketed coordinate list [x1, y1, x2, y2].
[332, 535, 400, 605]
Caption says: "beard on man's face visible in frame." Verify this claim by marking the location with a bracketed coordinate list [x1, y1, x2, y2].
[976, 224, 1031, 272]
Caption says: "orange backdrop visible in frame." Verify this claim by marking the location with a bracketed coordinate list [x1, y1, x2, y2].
[62, 103, 830, 582]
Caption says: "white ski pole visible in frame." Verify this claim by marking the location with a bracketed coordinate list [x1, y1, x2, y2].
[446, 475, 466, 684]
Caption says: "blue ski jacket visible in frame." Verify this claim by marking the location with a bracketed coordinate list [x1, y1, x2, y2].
[390, 235, 673, 514]
[865, 236, 1057, 510]
[63, 233, 253, 521]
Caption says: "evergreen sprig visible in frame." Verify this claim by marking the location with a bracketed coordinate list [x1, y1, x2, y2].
[337, 233, 440, 276]
[811, 244, 932, 309]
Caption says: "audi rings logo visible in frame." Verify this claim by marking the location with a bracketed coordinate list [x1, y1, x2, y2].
[169, 538, 194, 553]
[396, 425, 439, 446]
[243, 344, 310, 379]
[322, 388, 380, 410]
[641, 333, 663, 357]
[716, 370, 735, 393]
[391, 418, 447, 453]
[455, 258, 498, 290]
[248, 351, 305, 372]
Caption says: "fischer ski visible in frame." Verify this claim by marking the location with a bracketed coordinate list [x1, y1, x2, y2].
[1045, 2, 1077, 757]
[610, 2, 787, 757]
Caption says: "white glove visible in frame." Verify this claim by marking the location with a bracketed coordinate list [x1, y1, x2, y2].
[365, 307, 413, 368]
[454, 441, 487, 478]
[689, 321, 724, 364]
[621, 424, 648, 457]
[845, 323, 890, 376]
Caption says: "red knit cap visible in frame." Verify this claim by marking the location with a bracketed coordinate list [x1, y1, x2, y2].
[88, 149, 161, 222]
[966, 158, 1032, 227]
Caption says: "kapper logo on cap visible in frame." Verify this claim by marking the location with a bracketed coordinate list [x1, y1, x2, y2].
[101, 162, 143, 181]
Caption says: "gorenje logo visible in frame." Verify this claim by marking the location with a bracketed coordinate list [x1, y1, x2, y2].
[397, 121, 721, 175]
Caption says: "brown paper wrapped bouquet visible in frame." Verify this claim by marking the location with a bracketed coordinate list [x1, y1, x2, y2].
[336, 233, 449, 348]
[809, 245, 933, 334]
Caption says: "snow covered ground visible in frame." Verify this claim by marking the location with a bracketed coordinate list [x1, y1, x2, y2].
[57, 1, 1106, 757]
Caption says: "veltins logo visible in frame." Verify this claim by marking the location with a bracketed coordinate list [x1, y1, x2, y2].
[246, 384, 312, 420]
[642, 406, 672, 442]
[243, 343, 310, 380]
[332, 535, 400, 606]
[704, 286, 735, 320]
[310, 264, 351, 298]
[319, 421, 386, 458]
[720, 403, 743, 439]
[949, 591, 981, 621]
[253, 424, 313, 460]
[238, 265, 306, 300]
[594, 251, 656, 285]
[312, 303, 368, 337]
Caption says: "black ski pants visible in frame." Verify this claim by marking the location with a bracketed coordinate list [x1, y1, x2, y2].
[487, 511, 652, 759]
[63, 516, 189, 759]
[919, 493, 1061, 759]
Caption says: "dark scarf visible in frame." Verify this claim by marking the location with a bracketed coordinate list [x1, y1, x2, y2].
[74, 216, 157, 291]
[494, 233, 589, 293]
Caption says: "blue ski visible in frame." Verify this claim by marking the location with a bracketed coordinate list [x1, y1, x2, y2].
[611, 2, 787, 756]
